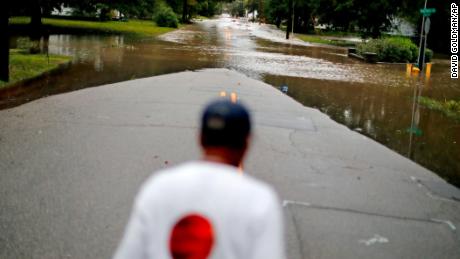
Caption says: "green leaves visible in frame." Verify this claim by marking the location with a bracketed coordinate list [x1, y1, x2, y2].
[153, 5, 179, 28]
[357, 37, 432, 63]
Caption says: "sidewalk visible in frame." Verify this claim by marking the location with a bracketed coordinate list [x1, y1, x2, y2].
[0, 69, 459, 258]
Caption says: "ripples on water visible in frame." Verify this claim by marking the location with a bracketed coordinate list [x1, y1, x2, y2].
[3, 17, 460, 186]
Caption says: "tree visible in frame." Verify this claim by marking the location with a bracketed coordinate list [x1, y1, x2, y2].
[399, 0, 450, 53]
[354, 0, 399, 38]
[317, 0, 357, 31]
[0, 4, 9, 82]
[9, 0, 69, 31]
[182, 0, 189, 22]
[113, 0, 160, 19]
[229, 0, 245, 17]
[265, 0, 287, 28]
[265, 0, 431, 38]
[285, 0, 292, 38]
[316, 0, 399, 37]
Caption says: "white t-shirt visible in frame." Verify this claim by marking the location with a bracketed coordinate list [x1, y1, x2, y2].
[113, 161, 284, 259]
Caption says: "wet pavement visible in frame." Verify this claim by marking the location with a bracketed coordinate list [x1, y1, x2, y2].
[0, 69, 459, 258]
[2, 16, 459, 186]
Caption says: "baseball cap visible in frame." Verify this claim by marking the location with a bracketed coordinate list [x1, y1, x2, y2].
[201, 99, 251, 149]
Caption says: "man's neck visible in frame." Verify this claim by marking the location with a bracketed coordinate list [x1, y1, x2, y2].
[202, 148, 241, 167]
[203, 155, 238, 167]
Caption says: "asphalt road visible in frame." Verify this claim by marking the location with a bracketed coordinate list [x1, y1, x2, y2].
[1, 69, 459, 258]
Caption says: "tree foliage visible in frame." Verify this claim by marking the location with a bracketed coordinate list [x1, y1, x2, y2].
[230, 0, 245, 17]
[261, 0, 449, 52]
[398, 0, 450, 53]
[9, 0, 223, 26]
[264, 0, 400, 37]
[154, 4, 179, 27]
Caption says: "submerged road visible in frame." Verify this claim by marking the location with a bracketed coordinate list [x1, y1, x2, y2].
[3, 16, 459, 184]
[1, 69, 460, 258]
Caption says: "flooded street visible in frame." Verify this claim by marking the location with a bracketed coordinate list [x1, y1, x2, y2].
[2, 16, 459, 186]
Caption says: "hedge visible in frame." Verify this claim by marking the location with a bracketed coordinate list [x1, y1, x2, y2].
[357, 37, 433, 63]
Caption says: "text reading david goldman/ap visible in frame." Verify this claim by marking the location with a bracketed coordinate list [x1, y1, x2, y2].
[452, 3, 458, 78]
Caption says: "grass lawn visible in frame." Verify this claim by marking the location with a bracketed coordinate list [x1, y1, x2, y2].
[10, 17, 177, 37]
[3, 17, 177, 88]
[316, 31, 360, 37]
[296, 34, 357, 47]
[418, 96, 460, 121]
[0, 50, 72, 88]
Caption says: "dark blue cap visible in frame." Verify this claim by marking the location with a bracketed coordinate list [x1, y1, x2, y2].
[201, 99, 251, 149]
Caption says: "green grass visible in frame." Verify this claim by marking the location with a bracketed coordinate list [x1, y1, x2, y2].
[10, 17, 176, 37]
[296, 34, 356, 47]
[316, 31, 360, 37]
[419, 96, 460, 121]
[0, 50, 72, 88]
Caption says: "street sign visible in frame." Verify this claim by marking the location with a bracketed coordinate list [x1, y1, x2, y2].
[424, 17, 431, 34]
[420, 8, 436, 16]
[407, 126, 423, 136]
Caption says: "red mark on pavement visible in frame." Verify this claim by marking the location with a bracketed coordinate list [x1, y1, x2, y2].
[169, 214, 214, 259]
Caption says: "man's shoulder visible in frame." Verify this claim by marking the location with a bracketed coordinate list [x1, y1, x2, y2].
[137, 161, 277, 203]
[146, 161, 269, 187]
[143, 160, 235, 184]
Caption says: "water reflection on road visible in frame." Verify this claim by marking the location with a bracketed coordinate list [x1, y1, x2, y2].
[2, 17, 459, 185]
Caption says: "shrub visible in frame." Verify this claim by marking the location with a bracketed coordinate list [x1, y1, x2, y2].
[357, 37, 432, 63]
[95, 3, 111, 21]
[425, 48, 433, 62]
[153, 6, 179, 28]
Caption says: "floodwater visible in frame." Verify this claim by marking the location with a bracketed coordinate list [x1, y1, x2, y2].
[2, 16, 459, 186]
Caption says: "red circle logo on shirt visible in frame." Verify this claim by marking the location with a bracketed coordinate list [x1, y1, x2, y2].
[169, 213, 214, 259]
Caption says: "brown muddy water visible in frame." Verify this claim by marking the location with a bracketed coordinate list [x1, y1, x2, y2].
[2, 17, 459, 186]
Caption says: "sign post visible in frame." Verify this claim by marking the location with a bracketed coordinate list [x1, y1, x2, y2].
[416, 3, 436, 72]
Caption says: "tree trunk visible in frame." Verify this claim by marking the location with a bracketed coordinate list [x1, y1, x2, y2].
[258, 0, 263, 21]
[286, 0, 292, 39]
[30, 0, 42, 32]
[371, 27, 380, 39]
[0, 5, 9, 82]
[275, 17, 281, 28]
[29, 0, 42, 54]
[182, 0, 188, 23]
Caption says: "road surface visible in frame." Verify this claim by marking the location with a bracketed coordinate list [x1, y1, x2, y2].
[1, 69, 459, 258]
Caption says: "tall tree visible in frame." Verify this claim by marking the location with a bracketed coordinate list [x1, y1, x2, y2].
[0, 4, 9, 82]
[182, 0, 188, 22]
[30, 0, 43, 30]
[285, 0, 292, 38]
[264, 0, 287, 28]
[317, 0, 357, 31]
[354, 0, 398, 38]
